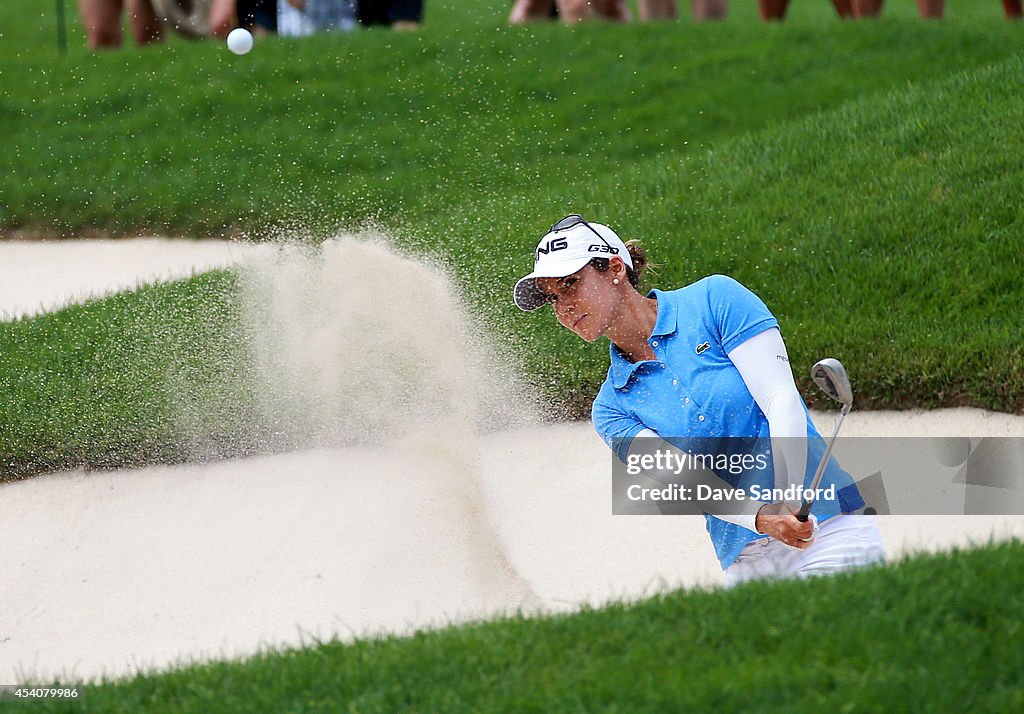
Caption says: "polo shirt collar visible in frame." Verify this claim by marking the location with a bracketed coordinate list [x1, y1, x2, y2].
[608, 289, 679, 389]
[648, 288, 678, 337]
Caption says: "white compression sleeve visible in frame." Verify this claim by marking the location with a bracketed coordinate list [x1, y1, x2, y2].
[726, 327, 808, 497]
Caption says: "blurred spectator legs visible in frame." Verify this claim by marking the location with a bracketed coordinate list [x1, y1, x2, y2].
[78, 0, 123, 47]
[128, 0, 164, 42]
[78, 0, 163, 48]
[209, 0, 278, 37]
[510, 0, 727, 22]
[851, 0, 945, 18]
[758, 1, 851, 20]
[508, 0, 551, 22]
[209, 0, 236, 37]
[638, 0, 676, 20]
[851, 0, 881, 16]
[506, 0, 1020, 24]
[758, 0, 787, 19]
[558, 0, 631, 21]
[637, 0, 724, 21]
[509, 0, 628, 22]
[691, 0, 726, 20]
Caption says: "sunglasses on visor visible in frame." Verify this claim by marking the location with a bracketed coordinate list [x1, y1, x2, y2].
[549, 214, 620, 256]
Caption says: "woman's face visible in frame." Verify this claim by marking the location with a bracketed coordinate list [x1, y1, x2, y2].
[536, 263, 620, 342]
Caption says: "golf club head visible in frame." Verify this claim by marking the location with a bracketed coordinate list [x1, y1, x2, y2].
[812, 358, 853, 408]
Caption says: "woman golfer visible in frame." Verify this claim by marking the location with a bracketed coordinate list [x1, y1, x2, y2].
[514, 215, 885, 586]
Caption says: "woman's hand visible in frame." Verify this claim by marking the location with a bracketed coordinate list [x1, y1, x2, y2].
[755, 504, 816, 548]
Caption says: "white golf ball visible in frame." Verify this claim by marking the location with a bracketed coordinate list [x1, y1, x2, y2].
[226, 28, 253, 55]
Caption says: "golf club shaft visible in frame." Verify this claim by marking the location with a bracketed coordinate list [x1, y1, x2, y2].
[796, 404, 849, 521]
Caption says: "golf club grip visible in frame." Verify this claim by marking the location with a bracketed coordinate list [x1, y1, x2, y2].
[795, 500, 812, 522]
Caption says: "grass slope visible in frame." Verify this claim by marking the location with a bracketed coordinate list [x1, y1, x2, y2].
[491, 55, 1024, 416]
[8, 541, 1024, 712]
[0, 273, 258, 477]
[2, 2, 1022, 235]
[3, 54, 1024, 479]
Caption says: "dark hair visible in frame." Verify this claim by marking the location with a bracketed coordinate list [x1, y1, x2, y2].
[587, 240, 649, 289]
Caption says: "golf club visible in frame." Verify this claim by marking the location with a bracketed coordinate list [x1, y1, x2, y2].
[796, 358, 853, 522]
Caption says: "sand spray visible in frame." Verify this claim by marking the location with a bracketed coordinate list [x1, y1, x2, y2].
[234, 231, 544, 608]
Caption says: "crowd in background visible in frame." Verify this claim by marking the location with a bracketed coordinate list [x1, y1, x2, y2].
[79, 0, 1023, 50]
[78, 0, 423, 49]
[510, 0, 1023, 23]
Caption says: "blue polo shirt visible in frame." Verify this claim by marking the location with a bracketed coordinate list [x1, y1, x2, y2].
[592, 275, 864, 569]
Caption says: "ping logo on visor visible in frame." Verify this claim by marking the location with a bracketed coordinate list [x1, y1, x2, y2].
[536, 237, 569, 260]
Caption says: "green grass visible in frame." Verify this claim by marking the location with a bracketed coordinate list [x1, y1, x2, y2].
[2, 2, 1021, 236]
[3, 48, 1023, 478]
[2, 3, 1023, 710]
[0, 272, 265, 477]
[7, 541, 1024, 712]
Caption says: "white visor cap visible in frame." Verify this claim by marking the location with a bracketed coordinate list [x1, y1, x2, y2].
[513, 220, 633, 311]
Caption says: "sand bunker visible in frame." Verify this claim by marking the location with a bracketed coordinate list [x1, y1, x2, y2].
[1, 238, 1021, 683]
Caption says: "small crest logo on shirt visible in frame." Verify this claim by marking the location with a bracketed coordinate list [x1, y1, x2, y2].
[695, 341, 711, 355]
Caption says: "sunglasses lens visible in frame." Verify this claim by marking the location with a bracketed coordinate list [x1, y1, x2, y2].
[551, 215, 585, 232]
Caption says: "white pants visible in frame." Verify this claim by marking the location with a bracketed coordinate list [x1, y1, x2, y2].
[723, 514, 886, 588]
